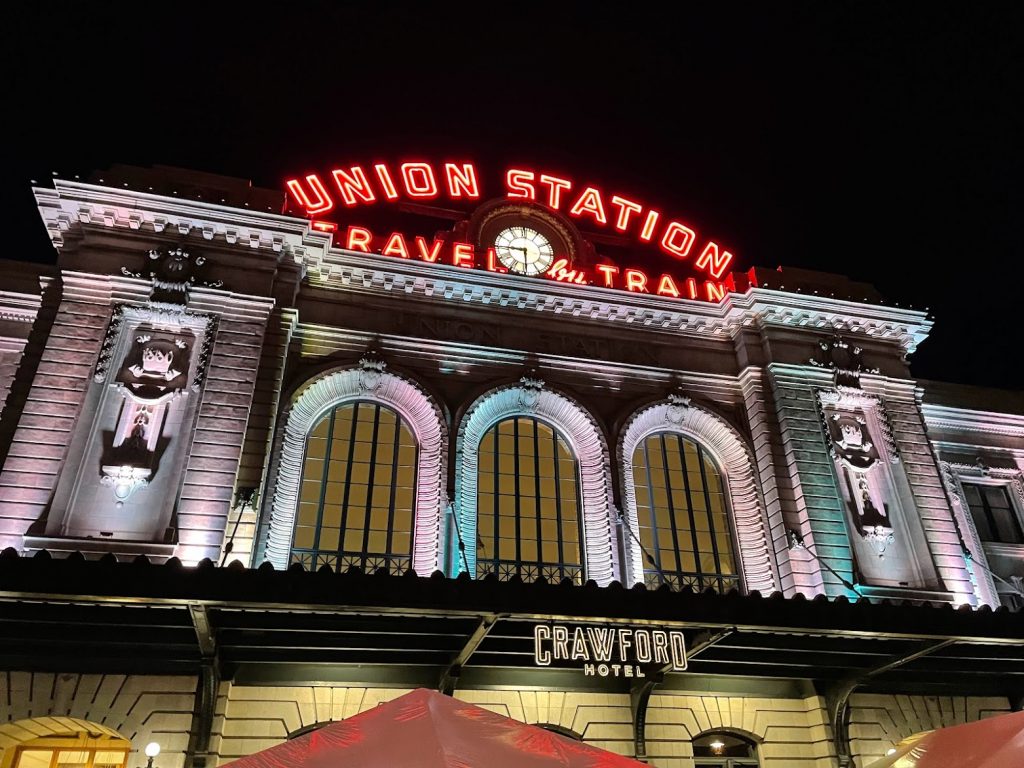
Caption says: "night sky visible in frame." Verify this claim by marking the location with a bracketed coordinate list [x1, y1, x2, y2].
[4, 4, 1021, 388]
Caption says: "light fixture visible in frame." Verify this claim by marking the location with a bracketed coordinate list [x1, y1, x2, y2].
[710, 739, 726, 754]
[886, 747, 897, 756]
[144, 742, 161, 768]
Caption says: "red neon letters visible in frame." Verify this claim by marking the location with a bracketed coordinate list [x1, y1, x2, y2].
[285, 161, 736, 280]
[333, 228, 729, 303]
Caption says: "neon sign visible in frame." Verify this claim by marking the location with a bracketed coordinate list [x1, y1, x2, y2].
[340, 226, 732, 302]
[286, 160, 737, 302]
[533, 624, 687, 678]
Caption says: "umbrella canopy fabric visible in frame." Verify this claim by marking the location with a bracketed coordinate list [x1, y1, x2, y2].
[864, 710, 1024, 768]
[223, 688, 647, 768]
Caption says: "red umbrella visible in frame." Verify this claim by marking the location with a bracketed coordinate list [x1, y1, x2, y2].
[864, 710, 1024, 768]
[223, 688, 647, 768]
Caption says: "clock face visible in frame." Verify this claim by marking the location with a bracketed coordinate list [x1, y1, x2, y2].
[493, 226, 555, 276]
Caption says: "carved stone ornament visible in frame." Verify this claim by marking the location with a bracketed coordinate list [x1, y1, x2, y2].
[847, 472, 895, 554]
[818, 388, 899, 467]
[115, 331, 193, 403]
[99, 320, 204, 506]
[818, 388, 896, 553]
[809, 334, 880, 387]
[357, 351, 387, 393]
[516, 371, 545, 411]
[99, 464, 152, 503]
[120, 246, 223, 305]
[828, 412, 878, 472]
[664, 388, 692, 425]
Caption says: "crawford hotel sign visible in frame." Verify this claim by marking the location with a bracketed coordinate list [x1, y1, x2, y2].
[285, 160, 738, 302]
[533, 624, 688, 678]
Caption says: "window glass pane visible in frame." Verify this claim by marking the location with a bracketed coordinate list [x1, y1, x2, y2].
[631, 434, 738, 592]
[994, 510, 1024, 544]
[16, 751, 53, 768]
[290, 402, 417, 574]
[476, 416, 583, 583]
[693, 731, 757, 758]
[962, 482, 1023, 543]
[55, 753, 89, 766]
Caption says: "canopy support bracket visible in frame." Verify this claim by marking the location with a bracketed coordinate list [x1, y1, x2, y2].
[186, 603, 219, 768]
[825, 638, 956, 767]
[630, 627, 734, 761]
[439, 613, 503, 696]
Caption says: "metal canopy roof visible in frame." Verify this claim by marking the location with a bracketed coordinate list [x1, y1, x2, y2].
[0, 550, 1021, 698]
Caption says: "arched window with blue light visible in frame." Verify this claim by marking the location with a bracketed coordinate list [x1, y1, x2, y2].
[475, 415, 584, 584]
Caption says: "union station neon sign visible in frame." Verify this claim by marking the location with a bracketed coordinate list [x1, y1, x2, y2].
[286, 161, 737, 302]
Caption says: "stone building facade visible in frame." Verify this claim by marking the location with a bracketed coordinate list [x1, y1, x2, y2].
[0, 168, 1021, 768]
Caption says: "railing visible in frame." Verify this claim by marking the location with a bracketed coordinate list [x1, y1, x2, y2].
[476, 558, 584, 585]
[290, 549, 412, 575]
[643, 571, 741, 593]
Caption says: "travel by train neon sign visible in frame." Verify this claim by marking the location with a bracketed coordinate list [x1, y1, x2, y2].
[285, 160, 737, 302]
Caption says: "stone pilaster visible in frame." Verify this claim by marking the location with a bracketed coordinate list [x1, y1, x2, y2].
[220, 308, 297, 566]
[173, 290, 275, 565]
[0, 273, 113, 551]
[867, 378, 976, 602]
[738, 367, 806, 595]
[767, 364, 852, 597]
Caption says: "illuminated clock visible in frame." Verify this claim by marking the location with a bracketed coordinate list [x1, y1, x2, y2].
[493, 225, 555, 276]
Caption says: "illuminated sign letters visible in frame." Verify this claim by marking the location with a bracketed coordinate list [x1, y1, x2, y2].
[285, 160, 738, 303]
[533, 624, 687, 678]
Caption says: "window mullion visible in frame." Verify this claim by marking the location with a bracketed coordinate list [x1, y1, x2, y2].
[338, 403, 360, 564]
[312, 408, 336, 556]
[534, 419, 546, 569]
[551, 425, 565, 577]
[697, 444, 724, 589]
[660, 434, 684, 579]
[492, 425, 500, 575]
[387, 414, 402, 562]
[362, 404, 382, 563]
[679, 437, 704, 587]
[641, 437, 661, 576]
[513, 418, 522, 571]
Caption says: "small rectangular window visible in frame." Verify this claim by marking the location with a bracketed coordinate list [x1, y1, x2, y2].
[964, 483, 1023, 545]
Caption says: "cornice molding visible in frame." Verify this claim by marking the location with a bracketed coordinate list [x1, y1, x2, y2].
[33, 180, 931, 352]
[0, 290, 43, 322]
[922, 404, 1024, 438]
[34, 180, 331, 263]
[310, 249, 932, 352]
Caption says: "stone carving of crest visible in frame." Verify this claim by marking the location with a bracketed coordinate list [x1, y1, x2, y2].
[101, 327, 196, 504]
[517, 372, 545, 412]
[357, 352, 387, 393]
[121, 246, 222, 305]
[809, 334, 880, 388]
[827, 412, 878, 472]
[115, 332, 192, 403]
[664, 389, 691, 426]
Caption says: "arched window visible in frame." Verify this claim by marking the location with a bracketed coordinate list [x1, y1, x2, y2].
[475, 416, 584, 583]
[290, 401, 417, 574]
[0, 719, 130, 768]
[631, 433, 738, 592]
[693, 731, 759, 767]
